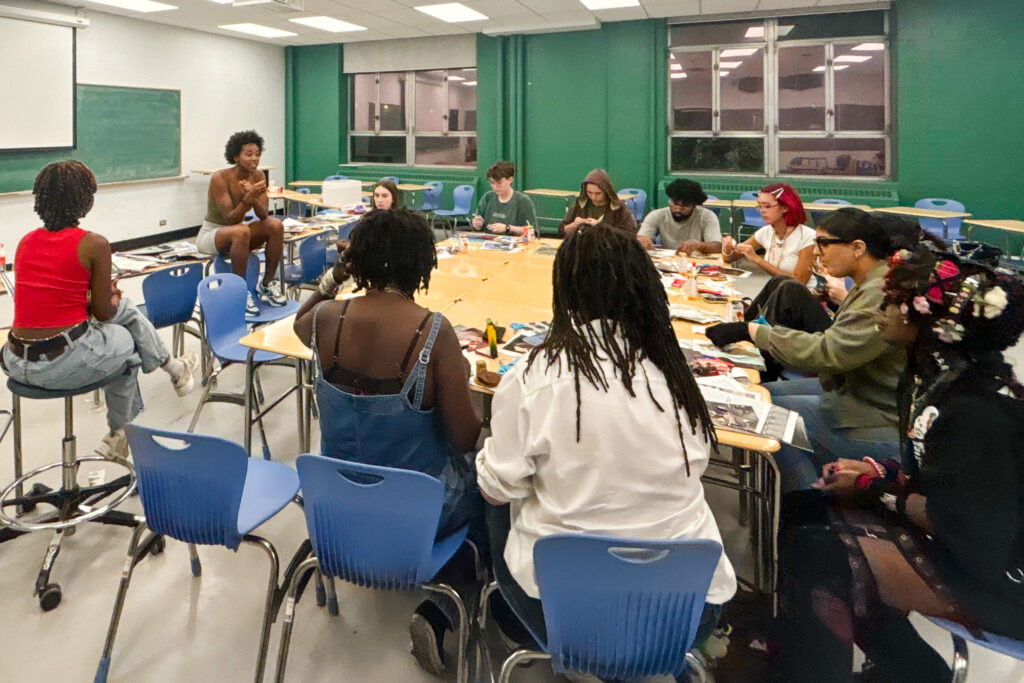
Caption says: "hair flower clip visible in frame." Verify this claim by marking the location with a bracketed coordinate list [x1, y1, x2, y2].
[977, 285, 1008, 319]
[899, 302, 910, 316]
[912, 295, 931, 315]
[935, 259, 961, 280]
[925, 285, 945, 304]
[933, 318, 964, 343]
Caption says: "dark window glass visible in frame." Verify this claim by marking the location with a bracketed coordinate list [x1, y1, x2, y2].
[670, 137, 764, 173]
[778, 11, 885, 41]
[779, 137, 886, 176]
[349, 135, 406, 164]
[671, 21, 763, 47]
[414, 136, 476, 166]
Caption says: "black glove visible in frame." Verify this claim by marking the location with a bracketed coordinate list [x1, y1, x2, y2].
[705, 322, 750, 348]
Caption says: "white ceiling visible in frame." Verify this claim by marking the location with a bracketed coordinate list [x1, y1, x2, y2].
[54, 0, 887, 46]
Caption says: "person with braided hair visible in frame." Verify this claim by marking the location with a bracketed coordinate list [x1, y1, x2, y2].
[1, 161, 198, 462]
[475, 223, 736, 650]
[771, 245, 1024, 682]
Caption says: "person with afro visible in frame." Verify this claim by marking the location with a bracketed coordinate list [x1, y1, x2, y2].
[637, 178, 722, 255]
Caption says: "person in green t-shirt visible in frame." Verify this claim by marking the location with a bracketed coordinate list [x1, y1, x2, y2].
[471, 160, 538, 236]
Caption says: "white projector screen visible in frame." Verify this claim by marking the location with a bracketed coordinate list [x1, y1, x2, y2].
[0, 17, 75, 150]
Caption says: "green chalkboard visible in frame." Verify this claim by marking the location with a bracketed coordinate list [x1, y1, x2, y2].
[0, 84, 180, 193]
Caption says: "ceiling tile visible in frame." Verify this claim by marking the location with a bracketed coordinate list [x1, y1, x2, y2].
[592, 6, 648, 22]
[641, 0, 701, 18]
[701, 0, 759, 13]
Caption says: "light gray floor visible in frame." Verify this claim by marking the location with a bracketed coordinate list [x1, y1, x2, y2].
[1, 268, 1023, 683]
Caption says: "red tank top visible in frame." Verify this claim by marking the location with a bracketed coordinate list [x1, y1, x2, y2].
[13, 227, 92, 328]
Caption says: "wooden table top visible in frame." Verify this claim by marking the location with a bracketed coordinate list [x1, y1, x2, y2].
[704, 199, 733, 209]
[964, 219, 1024, 233]
[525, 188, 635, 200]
[192, 166, 275, 175]
[238, 314, 311, 360]
[872, 206, 972, 220]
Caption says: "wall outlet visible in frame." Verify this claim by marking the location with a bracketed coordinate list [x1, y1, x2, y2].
[159, 219, 167, 226]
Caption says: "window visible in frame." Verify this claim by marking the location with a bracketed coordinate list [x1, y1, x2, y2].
[349, 68, 477, 167]
[668, 12, 889, 178]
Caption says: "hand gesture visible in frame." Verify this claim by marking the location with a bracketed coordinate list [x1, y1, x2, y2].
[677, 239, 700, 255]
[471, 214, 484, 230]
[721, 235, 736, 254]
[110, 278, 123, 308]
[637, 235, 654, 250]
[733, 242, 756, 259]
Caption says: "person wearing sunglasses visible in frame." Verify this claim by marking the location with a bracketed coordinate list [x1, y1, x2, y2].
[721, 182, 816, 283]
[636, 178, 722, 255]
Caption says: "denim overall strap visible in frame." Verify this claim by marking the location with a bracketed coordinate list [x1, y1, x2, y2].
[309, 301, 331, 382]
[397, 312, 443, 410]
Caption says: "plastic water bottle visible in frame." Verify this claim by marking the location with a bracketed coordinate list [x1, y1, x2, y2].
[684, 261, 699, 300]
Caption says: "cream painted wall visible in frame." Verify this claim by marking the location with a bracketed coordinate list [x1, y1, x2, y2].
[0, 6, 285, 246]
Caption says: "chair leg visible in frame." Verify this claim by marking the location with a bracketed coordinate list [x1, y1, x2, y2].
[476, 581, 500, 683]
[950, 634, 969, 683]
[274, 557, 320, 683]
[685, 651, 711, 683]
[188, 543, 202, 576]
[325, 576, 339, 616]
[187, 367, 220, 433]
[424, 582, 469, 683]
[498, 650, 551, 683]
[241, 534, 281, 683]
[95, 523, 150, 683]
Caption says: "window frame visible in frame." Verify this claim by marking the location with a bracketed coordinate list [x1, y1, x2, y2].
[348, 67, 477, 168]
[666, 14, 891, 180]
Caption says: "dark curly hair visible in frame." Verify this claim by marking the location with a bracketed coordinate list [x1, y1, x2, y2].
[486, 160, 515, 181]
[528, 224, 715, 474]
[342, 208, 436, 296]
[33, 160, 97, 231]
[224, 130, 264, 165]
[818, 208, 941, 259]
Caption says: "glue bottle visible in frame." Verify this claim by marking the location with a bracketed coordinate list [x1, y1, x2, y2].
[684, 261, 699, 300]
[485, 318, 499, 358]
[0, 243, 6, 270]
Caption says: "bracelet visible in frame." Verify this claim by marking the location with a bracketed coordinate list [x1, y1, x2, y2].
[854, 473, 876, 491]
[317, 270, 340, 298]
[862, 456, 886, 478]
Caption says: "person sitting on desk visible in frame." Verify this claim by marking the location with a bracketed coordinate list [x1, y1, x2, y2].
[369, 179, 401, 210]
[558, 168, 636, 237]
[721, 182, 815, 283]
[1, 161, 198, 462]
[470, 160, 538, 236]
[292, 208, 482, 678]
[637, 178, 722, 255]
[194, 129, 287, 316]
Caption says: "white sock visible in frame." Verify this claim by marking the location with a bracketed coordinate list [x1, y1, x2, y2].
[161, 357, 185, 380]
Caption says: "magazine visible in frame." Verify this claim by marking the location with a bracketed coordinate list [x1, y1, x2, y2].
[679, 338, 767, 371]
[500, 331, 546, 355]
[453, 325, 488, 352]
[699, 385, 811, 450]
[669, 305, 730, 325]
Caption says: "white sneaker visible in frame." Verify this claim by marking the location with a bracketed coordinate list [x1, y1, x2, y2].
[245, 290, 261, 316]
[170, 351, 199, 397]
[257, 279, 288, 307]
[96, 429, 130, 463]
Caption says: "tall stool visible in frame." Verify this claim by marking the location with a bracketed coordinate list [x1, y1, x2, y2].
[0, 366, 146, 611]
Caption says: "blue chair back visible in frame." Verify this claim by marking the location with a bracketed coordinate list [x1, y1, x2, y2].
[419, 181, 443, 211]
[213, 252, 261, 293]
[739, 190, 765, 228]
[141, 263, 202, 329]
[705, 194, 718, 201]
[450, 185, 475, 214]
[295, 455, 444, 589]
[197, 273, 249, 356]
[244, 210, 257, 224]
[323, 175, 348, 181]
[380, 176, 399, 185]
[915, 197, 965, 238]
[620, 188, 647, 222]
[124, 424, 248, 550]
[809, 197, 851, 226]
[288, 187, 312, 218]
[296, 232, 328, 284]
[535, 535, 723, 679]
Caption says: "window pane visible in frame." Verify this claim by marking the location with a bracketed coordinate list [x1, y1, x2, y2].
[777, 45, 825, 131]
[669, 51, 712, 131]
[834, 43, 886, 131]
[778, 11, 884, 41]
[447, 68, 476, 131]
[415, 70, 445, 132]
[414, 136, 476, 166]
[779, 137, 886, 176]
[671, 21, 763, 47]
[670, 137, 764, 173]
[378, 72, 406, 131]
[350, 135, 406, 164]
[719, 48, 763, 132]
[351, 73, 376, 131]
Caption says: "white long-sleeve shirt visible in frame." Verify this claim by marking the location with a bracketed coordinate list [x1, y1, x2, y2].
[475, 344, 737, 602]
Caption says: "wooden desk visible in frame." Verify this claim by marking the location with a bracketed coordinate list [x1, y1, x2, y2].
[872, 206, 972, 240]
[192, 166, 275, 176]
[806, 202, 872, 213]
[963, 219, 1024, 239]
[287, 180, 323, 187]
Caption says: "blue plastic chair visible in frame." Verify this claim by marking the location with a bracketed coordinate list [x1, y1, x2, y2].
[735, 190, 766, 241]
[282, 231, 329, 295]
[380, 175, 399, 185]
[188, 274, 288, 459]
[94, 424, 300, 683]
[484, 535, 722, 682]
[417, 180, 444, 214]
[212, 253, 300, 324]
[434, 184, 476, 230]
[620, 187, 648, 222]
[287, 187, 312, 218]
[927, 617, 1024, 682]
[140, 263, 203, 358]
[915, 198, 966, 239]
[809, 197, 851, 227]
[274, 455, 481, 683]
[323, 174, 348, 181]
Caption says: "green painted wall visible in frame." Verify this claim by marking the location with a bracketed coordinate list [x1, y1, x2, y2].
[285, 44, 345, 182]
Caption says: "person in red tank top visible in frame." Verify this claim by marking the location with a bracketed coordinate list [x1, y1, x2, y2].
[1, 161, 199, 462]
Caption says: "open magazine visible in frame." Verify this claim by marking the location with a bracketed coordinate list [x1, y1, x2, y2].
[679, 338, 767, 371]
[698, 377, 811, 450]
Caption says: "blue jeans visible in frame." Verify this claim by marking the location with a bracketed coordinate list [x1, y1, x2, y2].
[765, 379, 901, 492]
[2, 298, 169, 431]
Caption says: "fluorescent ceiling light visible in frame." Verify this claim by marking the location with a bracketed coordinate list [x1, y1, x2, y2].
[414, 3, 487, 22]
[670, 53, 677, 60]
[447, 75, 465, 81]
[835, 54, 872, 63]
[207, 0, 232, 4]
[744, 26, 763, 38]
[719, 71, 731, 77]
[835, 65, 849, 70]
[289, 16, 366, 32]
[719, 61, 742, 68]
[813, 66, 826, 72]
[579, 0, 639, 8]
[853, 42, 885, 51]
[86, 0, 176, 12]
[670, 62, 682, 71]
[778, 24, 794, 36]
[462, 81, 477, 86]
[220, 23, 297, 38]
[720, 48, 758, 58]
[670, 72, 686, 80]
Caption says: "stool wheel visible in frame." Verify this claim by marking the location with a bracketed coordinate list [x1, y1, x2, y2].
[39, 583, 62, 612]
[150, 536, 166, 556]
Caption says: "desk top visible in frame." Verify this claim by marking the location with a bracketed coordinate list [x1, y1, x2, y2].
[397, 183, 428, 192]
[704, 199, 733, 210]
[873, 206, 972, 220]
[964, 219, 1024, 233]
[192, 166, 275, 176]
[238, 314, 311, 360]
[525, 188, 635, 201]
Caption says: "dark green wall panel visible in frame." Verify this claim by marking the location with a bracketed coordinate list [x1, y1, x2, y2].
[286, 44, 344, 183]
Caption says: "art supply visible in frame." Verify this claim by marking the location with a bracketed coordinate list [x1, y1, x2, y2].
[0, 243, 6, 269]
[485, 318, 499, 358]
[684, 261, 699, 300]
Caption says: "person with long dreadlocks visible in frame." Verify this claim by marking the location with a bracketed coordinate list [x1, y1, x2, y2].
[1, 161, 198, 462]
[770, 245, 1024, 682]
[475, 224, 736, 647]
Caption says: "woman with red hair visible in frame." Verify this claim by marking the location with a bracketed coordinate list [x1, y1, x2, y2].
[722, 182, 815, 283]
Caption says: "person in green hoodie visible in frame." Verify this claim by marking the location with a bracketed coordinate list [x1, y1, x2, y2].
[558, 168, 637, 237]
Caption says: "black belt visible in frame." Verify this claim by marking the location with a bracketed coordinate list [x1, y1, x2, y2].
[5, 321, 90, 362]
